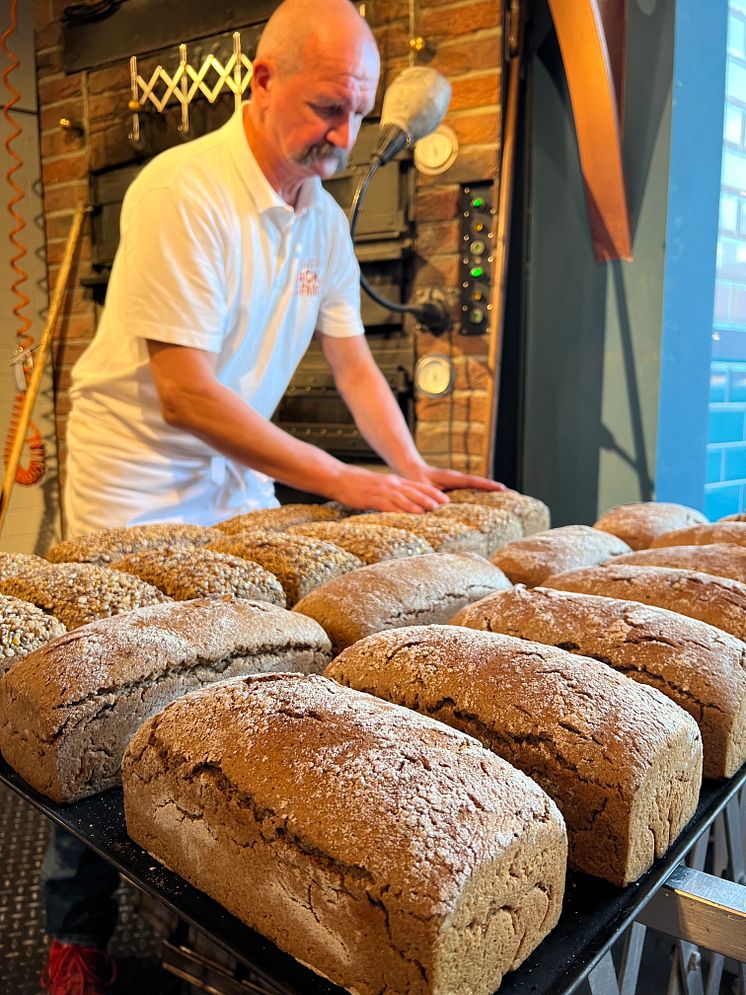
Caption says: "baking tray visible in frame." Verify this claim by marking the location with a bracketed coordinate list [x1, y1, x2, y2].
[1, 756, 743, 995]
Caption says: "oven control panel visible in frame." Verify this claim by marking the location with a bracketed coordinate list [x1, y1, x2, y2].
[460, 182, 495, 336]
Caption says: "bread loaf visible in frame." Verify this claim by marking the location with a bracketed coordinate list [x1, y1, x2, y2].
[350, 512, 486, 555]
[208, 530, 362, 606]
[111, 546, 286, 605]
[215, 503, 345, 534]
[287, 521, 434, 563]
[442, 490, 550, 535]
[614, 543, 746, 585]
[429, 503, 523, 555]
[594, 502, 707, 550]
[0, 594, 66, 675]
[450, 585, 746, 778]
[327, 626, 702, 885]
[649, 522, 746, 549]
[122, 673, 567, 995]
[543, 564, 746, 641]
[292, 552, 511, 652]
[0, 597, 332, 802]
[0, 562, 169, 629]
[0, 551, 51, 582]
[491, 525, 631, 586]
[46, 523, 223, 564]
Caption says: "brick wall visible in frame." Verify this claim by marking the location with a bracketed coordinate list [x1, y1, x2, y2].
[34, 0, 503, 485]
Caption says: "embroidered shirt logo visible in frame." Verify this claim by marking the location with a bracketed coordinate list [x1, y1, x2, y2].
[295, 259, 320, 296]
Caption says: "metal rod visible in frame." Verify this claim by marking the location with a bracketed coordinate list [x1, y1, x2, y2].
[480, 0, 522, 479]
[0, 203, 88, 536]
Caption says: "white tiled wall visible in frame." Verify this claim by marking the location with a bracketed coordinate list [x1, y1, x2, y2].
[0, 0, 60, 554]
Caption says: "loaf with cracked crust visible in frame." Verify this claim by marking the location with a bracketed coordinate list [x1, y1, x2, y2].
[450, 585, 746, 778]
[442, 490, 550, 536]
[491, 525, 631, 587]
[292, 552, 511, 652]
[543, 564, 746, 642]
[613, 543, 746, 585]
[0, 597, 332, 802]
[327, 625, 702, 885]
[649, 522, 746, 549]
[594, 502, 707, 550]
[122, 673, 567, 995]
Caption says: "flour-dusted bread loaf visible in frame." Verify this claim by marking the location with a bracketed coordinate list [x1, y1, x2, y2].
[614, 543, 746, 586]
[450, 586, 746, 779]
[443, 489, 551, 536]
[287, 520, 434, 563]
[351, 512, 486, 555]
[122, 673, 567, 995]
[0, 562, 170, 629]
[543, 564, 746, 642]
[208, 530, 362, 606]
[594, 502, 707, 550]
[328, 626, 702, 885]
[111, 546, 286, 605]
[45, 523, 224, 565]
[491, 525, 631, 587]
[649, 522, 746, 549]
[0, 595, 66, 676]
[215, 503, 346, 534]
[428, 503, 523, 555]
[293, 552, 511, 652]
[0, 597, 332, 803]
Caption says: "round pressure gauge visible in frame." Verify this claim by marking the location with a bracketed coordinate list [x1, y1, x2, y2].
[414, 354, 454, 398]
[413, 125, 459, 176]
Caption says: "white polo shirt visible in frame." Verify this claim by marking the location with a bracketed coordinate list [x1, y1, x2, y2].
[65, 103, 364, 534]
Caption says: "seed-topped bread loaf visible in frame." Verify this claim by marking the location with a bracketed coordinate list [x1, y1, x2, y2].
[111, 546, 286, 605]
[0, 594, 66, 676]
[649, 522, 746, 549]
[122, 673, 567, 995]
[0, 551, 51, 582]
[350, 512, 486, 555]
[594, 502, 707, 550]
[491, 525, 631, 586]
[442, 490, 550, 536]
[287, 521, 434, 563]
[46, 524, 224, 565]
[428, 503, 523, 555]
[208, 530, 362, 606]
[293, 552, 511, 652]
[614, 543, 746, 585]
[215, 503, 346, 534]
[327, 626, 703, 885]
[0, 597, 332, 802]
[543, 564, 746, 641]
[0, 562, 169, 629]
[450, 585, 746, 778]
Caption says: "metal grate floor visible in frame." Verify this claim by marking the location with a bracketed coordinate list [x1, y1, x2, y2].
[0, 782, 177, 994]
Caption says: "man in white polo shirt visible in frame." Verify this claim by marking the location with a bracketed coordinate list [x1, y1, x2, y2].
[42, 1, 502, 991]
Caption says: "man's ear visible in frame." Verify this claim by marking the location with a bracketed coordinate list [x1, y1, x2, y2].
[250, 59, 273, 108]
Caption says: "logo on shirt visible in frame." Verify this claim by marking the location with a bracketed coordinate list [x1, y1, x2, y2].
[295, 259, 320, 296]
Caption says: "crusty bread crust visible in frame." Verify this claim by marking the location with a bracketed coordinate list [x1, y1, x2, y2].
[122, 673, 567, 995]
[0, 597, 332, 802]
[292, 552, 511, 652]
[649, 522, 746, 549]
[594, 502, 707, 550]
[451, 585, 746, 778]
[613, 543, 746, 586]
[327, 625, 703, 885]
[490, 525, 631, 587]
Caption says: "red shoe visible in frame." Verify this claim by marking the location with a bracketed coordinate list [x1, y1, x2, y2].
[40, 939, 117, 994]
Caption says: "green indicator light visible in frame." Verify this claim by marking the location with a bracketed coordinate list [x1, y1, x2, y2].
[470, 265, 484, 278]
[471, 197, 485, 208]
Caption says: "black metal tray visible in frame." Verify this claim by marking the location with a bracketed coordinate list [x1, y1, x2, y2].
[1, 756, 743, 995]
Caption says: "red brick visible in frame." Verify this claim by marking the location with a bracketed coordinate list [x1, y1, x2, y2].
[366, 0, 407, 28]
[415, 219, 461, 256]
[416, 420, 485, 455]
[446, 110, 500, 146]
[41, 127, 84, 159]
[419, 1, 501, 38]
[449, 72, 501, 112]
[88, 63, 132, 96]
[36, 46, 64, 80]
[42, 181, 89, 214]
[88, 91, 128, 126]
[417, 330, 488, 357]
[40, 97, 84, 132]
[35, 19, 61, 50]
[416, 185, 460, 222]
[38, 72, 85, 106]
[46, 234, 91, 267]
[416, 391, 487, 422]
[34, 0, 54, 31]
[453, 355, 490, 389]
[52, 312, 95, 342]
[413, 253, 460, 288]
[373, 22, 410, 60]
[42, 152, 89, 186]
[430, 33, 502, 76]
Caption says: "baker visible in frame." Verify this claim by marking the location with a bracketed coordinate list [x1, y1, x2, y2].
[41, 0, 502, 990]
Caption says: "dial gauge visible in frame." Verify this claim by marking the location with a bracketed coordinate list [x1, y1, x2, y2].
[414, 354, 454, 397]
[413, 125, 459, 176]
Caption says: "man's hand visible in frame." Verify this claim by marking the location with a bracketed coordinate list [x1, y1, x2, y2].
[334, 465, 449, 513]
[411, 466, 509, 494]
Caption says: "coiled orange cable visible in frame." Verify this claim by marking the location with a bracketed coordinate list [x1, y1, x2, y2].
[2, 0, 46, 486]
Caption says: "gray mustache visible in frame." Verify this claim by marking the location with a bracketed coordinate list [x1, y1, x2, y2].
[297, 144, 349, 171]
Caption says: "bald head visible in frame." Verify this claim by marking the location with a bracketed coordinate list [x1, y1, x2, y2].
[256, 0, 378, 77]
